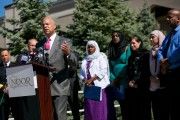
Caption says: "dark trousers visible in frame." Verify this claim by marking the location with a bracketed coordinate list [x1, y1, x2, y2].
[11, 90, 40, 120]
[126, 88, 151, 120]
[167, 68, 180, 120]
[0, 93, 10, 120]
[106, 85, 129, 120]
[150, 89, 169, 120]
[68, 79, 80, 120]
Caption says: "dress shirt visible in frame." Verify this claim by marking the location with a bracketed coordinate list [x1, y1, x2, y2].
[158, 25, 180, 69]
[47, 33, 56, 50]
[4, 61, 10, 67]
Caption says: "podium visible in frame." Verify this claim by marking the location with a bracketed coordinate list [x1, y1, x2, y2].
[32, 62, 54, 120]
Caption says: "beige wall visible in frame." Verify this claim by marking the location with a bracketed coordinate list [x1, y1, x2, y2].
[50, 8, 74, 32]
[128, 0, 180, 11]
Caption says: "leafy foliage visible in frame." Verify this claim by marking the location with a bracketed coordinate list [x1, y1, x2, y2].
[67, 0, 137, 55]
[0, 0, 49, 55]
[135, 0, 157, 49]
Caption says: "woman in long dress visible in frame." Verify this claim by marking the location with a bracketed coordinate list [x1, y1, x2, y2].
[149, 30, 169, 120]
[80, 40, 110, 120]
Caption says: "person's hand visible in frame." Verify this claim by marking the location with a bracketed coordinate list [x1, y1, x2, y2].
[61, 41, 70, 56]
[160, 58, 168, 66]
[0, 84, 3, 89]
[160, 58, 169, 74]
[3, 86, 8, 94]
[129, 80, 137, 88]
[84, 79, 94, 86]
[84, 75, 97, 86]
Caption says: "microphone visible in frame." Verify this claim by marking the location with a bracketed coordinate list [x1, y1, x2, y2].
[20, 54, 29, 64]
[21, 55, 29, 62]
[33, 47, 44, 64]
[33, 47, 49, 66]
[44, 50, 50, 66]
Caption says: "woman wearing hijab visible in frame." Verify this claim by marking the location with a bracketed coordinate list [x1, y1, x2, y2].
[107, 31, 131, 120]
[80, 40, 110, 120]
[127, 36, 151, 120]
[149, 30, 169, 120]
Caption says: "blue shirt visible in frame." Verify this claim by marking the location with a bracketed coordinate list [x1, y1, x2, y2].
[158, 25, 180, 69]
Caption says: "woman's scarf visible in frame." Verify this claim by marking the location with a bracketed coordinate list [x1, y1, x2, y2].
[149, 30, 165, 76]
[85, 40, 101, 61]
[108, 33, 128, 60]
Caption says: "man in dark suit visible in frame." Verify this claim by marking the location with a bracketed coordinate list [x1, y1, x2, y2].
[38, 16, 78, 120]
[0, 59, 3, 66]
[0, 48, 15, 120]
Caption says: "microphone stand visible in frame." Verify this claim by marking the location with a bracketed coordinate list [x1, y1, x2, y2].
[44, 52, 49, 66]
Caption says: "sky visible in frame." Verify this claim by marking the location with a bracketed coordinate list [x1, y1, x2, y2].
[0, 0, 13, 17]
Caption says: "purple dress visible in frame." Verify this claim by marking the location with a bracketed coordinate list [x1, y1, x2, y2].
[84, 60, 108, 120]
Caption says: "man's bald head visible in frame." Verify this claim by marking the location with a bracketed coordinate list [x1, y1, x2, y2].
[167, 9, 180, 28]
[28, 38, 38, 52]
[168, 9, 180, 18]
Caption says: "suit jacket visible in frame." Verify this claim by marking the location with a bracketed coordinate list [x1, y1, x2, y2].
[0, 66, 6, 84]
[0, 62, 16, 84]
[37, 35, 78, 96]
[0, 61, 16, 104]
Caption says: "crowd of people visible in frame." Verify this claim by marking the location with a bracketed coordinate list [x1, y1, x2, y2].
[0, 8, 180, 120]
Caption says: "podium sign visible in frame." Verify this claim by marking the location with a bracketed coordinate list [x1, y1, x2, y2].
[6, 64, 35, 97]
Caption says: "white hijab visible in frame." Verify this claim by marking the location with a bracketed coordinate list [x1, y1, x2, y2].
[85, 40, 101, 61]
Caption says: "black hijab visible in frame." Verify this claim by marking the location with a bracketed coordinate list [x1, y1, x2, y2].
[108, 32, 128, 60]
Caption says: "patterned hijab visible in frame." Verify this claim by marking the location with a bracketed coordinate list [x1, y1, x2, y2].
[150, 30, 165, 76]
[85, 40, 101, 61]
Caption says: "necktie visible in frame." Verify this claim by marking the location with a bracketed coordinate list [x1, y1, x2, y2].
[44, 38, 51, 50]
[86, 60, 92, 80]
[4, 63, 7, 67]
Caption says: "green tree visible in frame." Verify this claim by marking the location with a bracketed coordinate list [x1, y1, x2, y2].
[67, 0, 137, 55]
[0, 0, 49, 55]
[136, 0, 157, 49]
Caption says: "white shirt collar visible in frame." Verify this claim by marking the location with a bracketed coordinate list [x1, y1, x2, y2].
[4, 61, 10, 67]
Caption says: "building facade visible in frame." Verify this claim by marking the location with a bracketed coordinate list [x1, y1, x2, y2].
[0, 16, 6, 48]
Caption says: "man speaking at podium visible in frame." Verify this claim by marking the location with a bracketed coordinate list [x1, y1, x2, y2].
[37, 16, 78, 120]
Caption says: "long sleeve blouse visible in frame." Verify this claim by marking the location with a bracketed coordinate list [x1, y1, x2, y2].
[80, 53, 110, 89]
